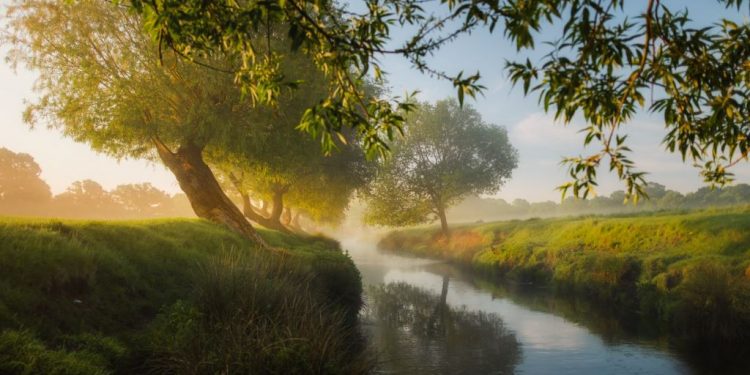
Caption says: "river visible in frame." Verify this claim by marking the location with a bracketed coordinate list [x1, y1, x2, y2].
[339, 237, 749, 375]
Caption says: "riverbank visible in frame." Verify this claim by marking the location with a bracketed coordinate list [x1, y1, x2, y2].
[379, 207, 750, 344]
[0, 218, 368, 374]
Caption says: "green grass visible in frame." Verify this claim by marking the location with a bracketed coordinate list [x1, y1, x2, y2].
[379, 207, 750, 343]
[0, 217, 369, 374]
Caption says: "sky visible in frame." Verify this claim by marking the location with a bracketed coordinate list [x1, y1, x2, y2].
[2, 1, 750, 202]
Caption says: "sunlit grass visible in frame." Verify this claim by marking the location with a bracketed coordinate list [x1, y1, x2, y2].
[380, 207, 750, 342]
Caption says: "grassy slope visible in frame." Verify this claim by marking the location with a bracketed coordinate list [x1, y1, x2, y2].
[379, 207, 750, 342]
[0, 218, 366, 374]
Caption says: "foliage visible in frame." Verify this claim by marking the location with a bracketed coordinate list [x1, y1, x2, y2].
[0, 218, 367, 373]
[125, 0, 490, 157]
[365, 99, 518, 233]
[6, 0, 255, 160]
[379, 206, 750, 342]
[122, 0, 750, 196]
[504, 0, 750, 199]
[6, 0, 369, 241]
[0, 330, 116, 375]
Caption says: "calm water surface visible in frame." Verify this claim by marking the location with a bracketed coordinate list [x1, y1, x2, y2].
[340, 237, 745, 375]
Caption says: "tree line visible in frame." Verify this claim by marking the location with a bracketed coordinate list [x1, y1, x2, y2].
[448, 182, 750, 223]
[0, 147, 194, 220]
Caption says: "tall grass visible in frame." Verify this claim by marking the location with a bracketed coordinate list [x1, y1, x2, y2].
[0, 218, 369, 374]
[379, 207, 750, 343]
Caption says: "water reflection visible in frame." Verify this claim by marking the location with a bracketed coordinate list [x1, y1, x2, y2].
[342, 237, 698, 374]
[363, 278, 521, 374]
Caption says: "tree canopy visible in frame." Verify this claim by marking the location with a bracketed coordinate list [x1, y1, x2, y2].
[123, 0, 750, 200]
[365, 99, 518, 235]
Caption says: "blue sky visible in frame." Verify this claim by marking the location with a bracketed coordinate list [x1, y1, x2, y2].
[1, 1, 749, 202]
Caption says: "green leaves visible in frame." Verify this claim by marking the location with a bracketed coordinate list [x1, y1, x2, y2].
[364, 99, 518, 228]
[504, 0, 750, 201]
[124, 0, 506, 159]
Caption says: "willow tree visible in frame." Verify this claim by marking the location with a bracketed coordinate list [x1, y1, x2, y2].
[365, 99, 518, 236]
[126, 0, 750, 201]
[7, 0, 325, 245]
[215, 123, 373, 232]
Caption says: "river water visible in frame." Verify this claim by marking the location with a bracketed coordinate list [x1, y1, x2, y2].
[340, 237, 748, 375]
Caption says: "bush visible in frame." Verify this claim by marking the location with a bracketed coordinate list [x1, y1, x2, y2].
[0, 330, 113, 375]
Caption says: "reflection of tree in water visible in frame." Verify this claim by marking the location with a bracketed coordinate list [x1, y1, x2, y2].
[364, 277, 521, 374]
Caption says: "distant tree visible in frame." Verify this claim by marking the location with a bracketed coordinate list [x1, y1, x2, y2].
[658, 191, 685, 210]
[0, 147, 52, 216]
[643, 183, 668, 200]
[112, 183, 172, 218]
[511, 199, 530, 210]
[53, 180, 122, 218]
[365, 99, 518, 236]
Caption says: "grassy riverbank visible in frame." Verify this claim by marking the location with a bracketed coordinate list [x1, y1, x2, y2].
[0, 218, 367, 374]
[379, 207, 750, 343]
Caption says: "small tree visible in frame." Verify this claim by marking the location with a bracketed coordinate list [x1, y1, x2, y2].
[365, 99, 518, 236]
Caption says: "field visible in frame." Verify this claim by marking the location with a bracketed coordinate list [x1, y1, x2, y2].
[379, 207, 750, 343]
[0, 218, 368, 374]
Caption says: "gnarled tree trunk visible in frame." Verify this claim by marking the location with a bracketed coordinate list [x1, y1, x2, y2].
[270, 185, 286, 224]
[153, 139, 269, 248]
[227, 173, 290, 233]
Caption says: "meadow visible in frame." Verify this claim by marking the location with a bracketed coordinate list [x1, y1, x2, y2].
[0, 218, 368, 374]
[379, 207, 750, 343]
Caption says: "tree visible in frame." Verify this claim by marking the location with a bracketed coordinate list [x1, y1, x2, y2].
[0, 147, 52, 216]
[211, 93, 373, 232]
[53, 180, 122, 219]
[112, 183, 173, 218]
[125, 0, 750, 200]
[365, 99, 518, 235]
[6, 0, 327, 246]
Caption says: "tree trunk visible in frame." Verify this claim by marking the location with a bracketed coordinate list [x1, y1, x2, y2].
[153, 139, 269, 248]
[270, 185, 285, 224]
[437, 205, 450, 237]
[227, 173, 291, 233]
[243, 193, 290, 233]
